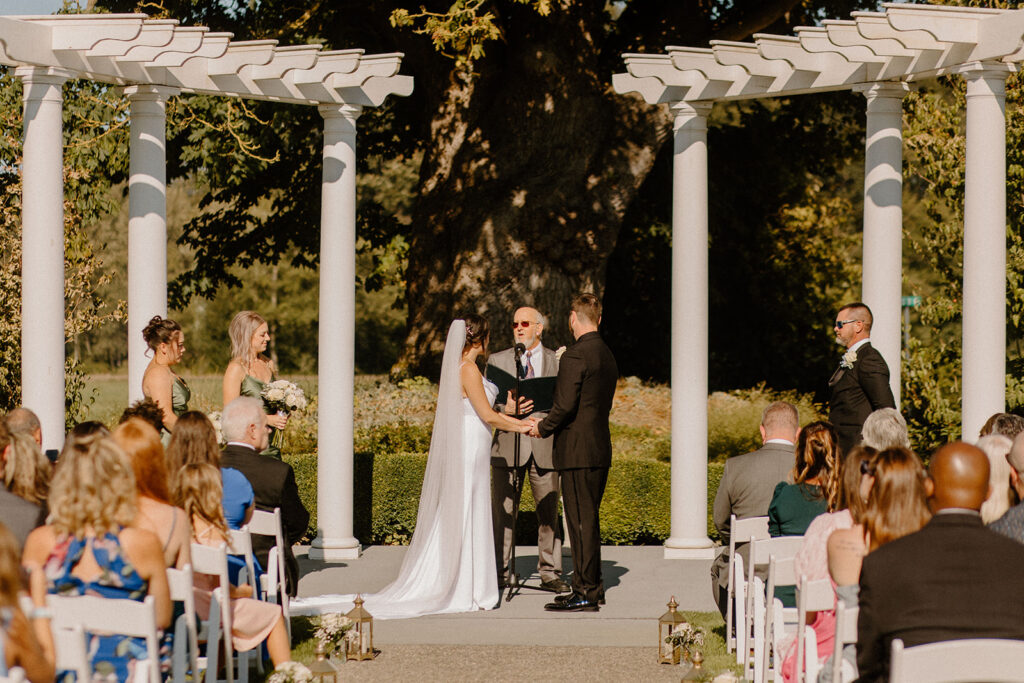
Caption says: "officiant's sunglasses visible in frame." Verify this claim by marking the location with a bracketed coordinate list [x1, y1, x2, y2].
[511, 321, 536, 329]
[834, 319, 861, 329]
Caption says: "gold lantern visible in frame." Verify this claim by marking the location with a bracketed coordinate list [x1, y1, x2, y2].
[658, 596, 686, 664]
[345, 595, 374, 660]
[309, 642, 340, 683]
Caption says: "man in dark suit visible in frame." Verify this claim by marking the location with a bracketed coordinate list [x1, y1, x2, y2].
[710, 401, 799, 617]
[530, 293, 618, 612]
[488, 306, 568, 593]
[828, 302, 896, 454]
[857, 442, 1024, 681]
[0, 419, 45, 549]
[220, 396, 310, 597]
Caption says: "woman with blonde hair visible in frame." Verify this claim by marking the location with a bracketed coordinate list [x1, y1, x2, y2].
[3, 432, 50, 508]
[0, 521, 53, 683]
[177, 463, 293, 667]
[977, 434, 1016, 523]
[113, 418, 191, 569]
[21, 431, 171, 682]
[141, 315, 190, 434]
[222, 311, 287, 458]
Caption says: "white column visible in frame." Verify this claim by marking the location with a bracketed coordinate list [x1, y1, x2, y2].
[309, 103, 361, 561]
[857, 83, 908, 407]
[125, 85, 176, 404]
[17, 67, 69, 454]
[665, 101, 714, 560]
[961, 63, 1011, 440]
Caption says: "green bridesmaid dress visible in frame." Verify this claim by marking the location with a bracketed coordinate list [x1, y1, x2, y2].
[160, 375, 191, 446]
[240, 373, 281, 459]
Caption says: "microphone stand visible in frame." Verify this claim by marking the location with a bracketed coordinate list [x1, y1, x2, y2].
[504, 343, 556, 602]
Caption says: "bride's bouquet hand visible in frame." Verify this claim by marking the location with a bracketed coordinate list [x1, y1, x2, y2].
[268, 411, 289, 430]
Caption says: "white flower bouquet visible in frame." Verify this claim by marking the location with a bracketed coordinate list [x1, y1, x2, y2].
[261, 379, 307, 414]
[314, 613, 353, 657]
[267, 662, 312, 683]
[665, 621, 705, 660]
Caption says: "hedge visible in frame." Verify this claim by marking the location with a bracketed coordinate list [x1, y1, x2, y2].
[285, 453, 727, 546]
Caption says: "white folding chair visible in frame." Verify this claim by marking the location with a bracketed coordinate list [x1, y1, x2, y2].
[167, 565, 200, 683]
[754, 552, 799, 683]
[794, 575, 835, 683]
[227, 527, 259, 598]
[0, 668, 26, 683]
[191, 541, 258, 683]
[744, 536, 803, 680]
[726, 515, 770, 654]
[890, 638, 1024, 683]
[831, 599, 859, 683]
[733, 553, 749, 665]
[248, 508, 290, 638]
[47, 593, 162, 683]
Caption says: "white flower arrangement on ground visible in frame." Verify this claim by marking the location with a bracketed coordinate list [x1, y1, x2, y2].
[207, 411, 225, 446]
[261, 379, 308, 414]
[315, 612, 354, 656]
[665, 621, 705, 658]
[267, 661, 312, 683]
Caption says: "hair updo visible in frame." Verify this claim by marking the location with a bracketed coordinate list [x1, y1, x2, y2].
[463, 314, 490, 352]
[142, 316, 181, 352]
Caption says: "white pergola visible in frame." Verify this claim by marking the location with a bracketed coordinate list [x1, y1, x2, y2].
[614, 3, 1024, 558]
[4, 13, 413, 561]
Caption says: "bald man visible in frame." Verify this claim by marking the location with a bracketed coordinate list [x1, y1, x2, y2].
[487, 306, 568, 593]
[857, 442, 1024, 681]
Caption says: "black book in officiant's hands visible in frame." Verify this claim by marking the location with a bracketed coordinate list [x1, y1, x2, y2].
[485, 365, 557, 415]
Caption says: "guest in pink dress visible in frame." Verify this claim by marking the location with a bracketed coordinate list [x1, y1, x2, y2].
[175, 463, 292, 665]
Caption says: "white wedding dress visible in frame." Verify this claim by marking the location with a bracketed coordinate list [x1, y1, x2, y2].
[291, 320, 499, 619]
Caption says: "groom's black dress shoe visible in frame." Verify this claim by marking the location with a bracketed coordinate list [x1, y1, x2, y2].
[553, 592, 605, 606]
[544, 594, 600, 612]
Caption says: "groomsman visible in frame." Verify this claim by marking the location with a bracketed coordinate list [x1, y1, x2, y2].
[488, 306, 569, 593]
[531, 293, 618, 612]
[828, 302, 895, 454]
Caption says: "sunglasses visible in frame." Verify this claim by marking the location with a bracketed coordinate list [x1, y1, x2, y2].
[834, 319, 860, 330]
[511, 321, 535, 329]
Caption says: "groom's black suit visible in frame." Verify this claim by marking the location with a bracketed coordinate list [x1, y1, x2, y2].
[828, 342, 895, 454]
[537, 331, 618, 604]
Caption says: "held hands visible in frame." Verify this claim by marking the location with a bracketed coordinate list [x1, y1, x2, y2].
[503, 391, 535, 416]
[525, 417, 542, 438]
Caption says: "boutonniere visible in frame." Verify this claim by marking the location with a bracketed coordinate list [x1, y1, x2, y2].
[555, 346, 567, 361]
[840, 348, 858, 369]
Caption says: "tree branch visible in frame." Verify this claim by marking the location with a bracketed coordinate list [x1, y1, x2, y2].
[711, 0, 804, 42]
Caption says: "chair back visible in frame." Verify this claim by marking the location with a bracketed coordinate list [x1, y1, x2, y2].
[832, 599, 859, 683]
[47, 593, 161, 683]
[795, 575, 835, 683]
[167, 565, 200, 683]
[248, 507, 290, 638]
[227, 527, 258, 595]
[190, 542, 235, 683]
[726, 515, 770, 654]
[890, 637, 1024, 683]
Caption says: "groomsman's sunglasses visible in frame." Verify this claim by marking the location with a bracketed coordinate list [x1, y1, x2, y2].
[834, 319, 861, 329]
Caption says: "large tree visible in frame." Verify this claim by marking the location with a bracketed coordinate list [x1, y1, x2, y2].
[99, 0, 873, 380]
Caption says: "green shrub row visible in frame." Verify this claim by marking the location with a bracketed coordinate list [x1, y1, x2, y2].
[285, 453, 727, 546]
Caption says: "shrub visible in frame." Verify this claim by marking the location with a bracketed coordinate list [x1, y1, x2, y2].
[708, 384, 824, 462]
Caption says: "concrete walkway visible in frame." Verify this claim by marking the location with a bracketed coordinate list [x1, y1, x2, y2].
[295, 545, 719, 648]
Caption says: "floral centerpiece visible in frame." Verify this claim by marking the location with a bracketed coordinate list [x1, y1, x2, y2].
[261, 380, 307, 449]
[267, 662, 312, 683]
[315, 613, 354, 658]
[665, 621, 705, 662]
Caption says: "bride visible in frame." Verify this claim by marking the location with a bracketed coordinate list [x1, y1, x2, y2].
[293, 315, 532, 619]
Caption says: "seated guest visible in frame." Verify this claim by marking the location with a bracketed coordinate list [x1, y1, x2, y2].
[778, 446, 874, 682]
[823, 447, 930, 682]
[859, 408, 910, 450]
[0, 521, 53, 683]
[3, 408, 41, 447]
[978, 412, 1024, 440]
[69, 421, 110, 439]
[167, 411, 254, 529]
[989, 432, 1024, 543]
[0, 422, 45, 549]
[977, 434, 1015, 524]
[112, 419, 191, 569]
[711, 401, 799, 617]
[220, 397, 309, 597]
[857, 442, 1024, 682]
[21, 431, 172, 682]
[3, 433, 50, 509]
[177, 463, 293, 668]
[120, 397, 166, 436]
[768, 421, 839, 605]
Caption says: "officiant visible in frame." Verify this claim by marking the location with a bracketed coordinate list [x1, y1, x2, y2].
[487, 306, 570, 594]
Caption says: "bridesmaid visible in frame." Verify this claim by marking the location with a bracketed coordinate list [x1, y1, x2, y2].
[222, 311, 288, 458]
[141, 316, 190, 435]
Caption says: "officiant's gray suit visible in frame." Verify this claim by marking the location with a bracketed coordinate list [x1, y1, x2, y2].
[488, 344, 563, 584]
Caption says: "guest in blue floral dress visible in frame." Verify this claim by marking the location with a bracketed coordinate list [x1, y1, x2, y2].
[22, 431, 171, 683]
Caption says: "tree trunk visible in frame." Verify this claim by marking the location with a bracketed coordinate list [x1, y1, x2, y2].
[393, 4, 668, 378]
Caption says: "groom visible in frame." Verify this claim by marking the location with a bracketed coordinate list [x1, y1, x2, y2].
[530, 293, 618, 612]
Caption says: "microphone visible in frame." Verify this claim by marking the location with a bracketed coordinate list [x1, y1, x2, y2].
[514, 343, 526, 358]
